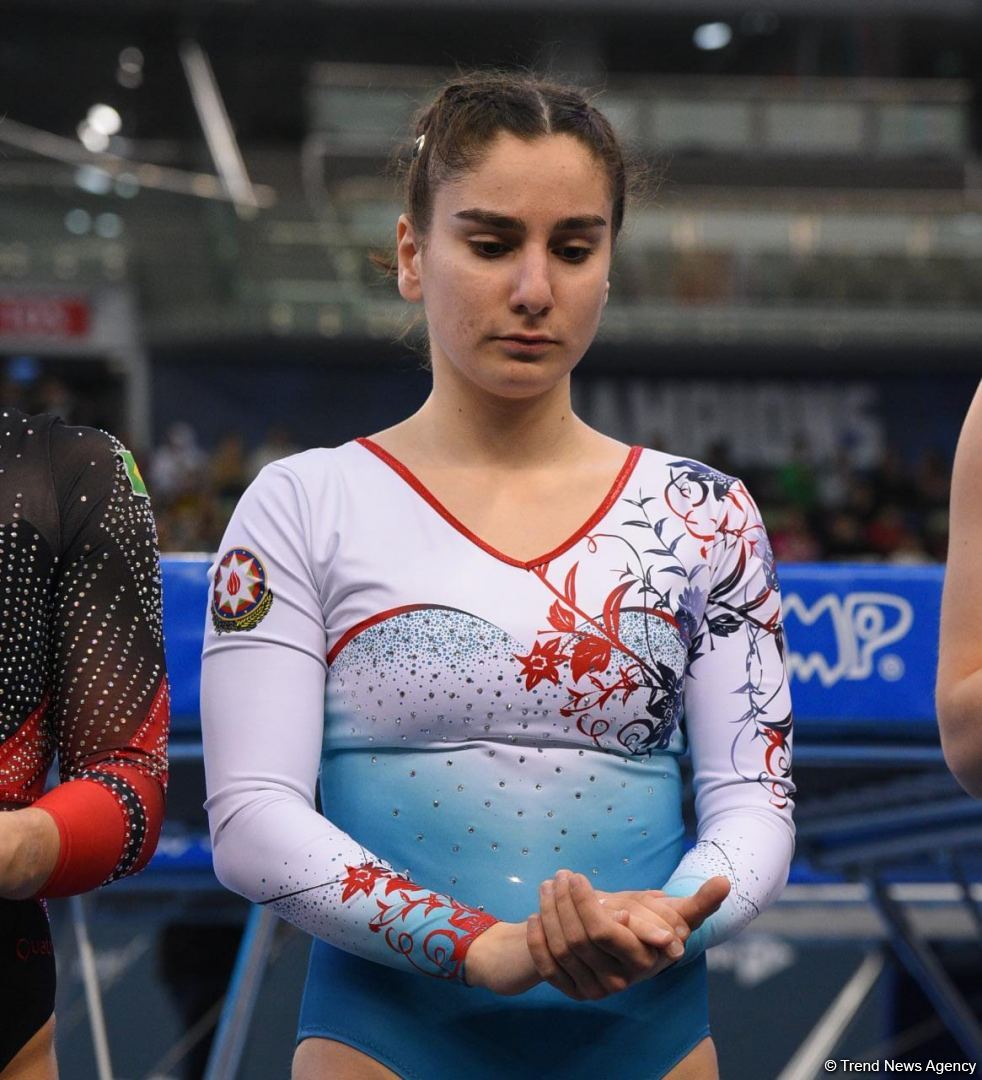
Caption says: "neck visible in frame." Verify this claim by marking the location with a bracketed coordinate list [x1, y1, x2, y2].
[407, 365, 592, 470]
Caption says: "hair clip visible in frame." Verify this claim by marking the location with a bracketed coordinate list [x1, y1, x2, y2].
[412, 133, 426, 159]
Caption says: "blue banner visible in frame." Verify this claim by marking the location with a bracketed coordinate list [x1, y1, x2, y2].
[162, 558, 945, 740]
[780, 564, 942, 738]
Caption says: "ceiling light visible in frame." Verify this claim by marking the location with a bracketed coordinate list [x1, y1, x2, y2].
[87, 104, 122, 136]
[693, 22, 733, 51]
[64, 209, 92, 236]
[77, 122, 109, 154]
[75, 165, 113, 195]
[117, 47, 144, 88]
[118, 46, 144, 74]
[94, 213, 124, 239]
[114, 174, 141, 199]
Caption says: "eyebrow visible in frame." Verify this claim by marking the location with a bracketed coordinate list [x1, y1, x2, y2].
[453, 208, 608, 232]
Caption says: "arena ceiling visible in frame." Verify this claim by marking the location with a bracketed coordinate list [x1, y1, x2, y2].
[5, 1, 981, 147]
[11, 0, 982, 12]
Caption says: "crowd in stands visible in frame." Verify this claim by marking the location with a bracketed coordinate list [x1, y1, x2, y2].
[0, 373, 951, 563]
[0, 367, 953, 564]
[697, 438, 950, 565]
[144, 423, 950, 564]
[147, 423, 300, 552]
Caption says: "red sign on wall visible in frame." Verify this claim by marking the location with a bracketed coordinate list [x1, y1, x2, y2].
[0, 298, 91, 339]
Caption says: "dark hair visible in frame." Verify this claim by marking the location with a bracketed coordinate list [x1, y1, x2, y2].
[405, 72, 633, 242]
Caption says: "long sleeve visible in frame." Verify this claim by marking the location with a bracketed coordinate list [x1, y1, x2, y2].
[200, 460, 496, 982]
[35, 425, 169, 897]
[662, 474, 795, 960]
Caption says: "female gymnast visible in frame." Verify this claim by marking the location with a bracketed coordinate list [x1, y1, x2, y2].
[201, 72, 795, 1080]
[0, 412, 169, 1078]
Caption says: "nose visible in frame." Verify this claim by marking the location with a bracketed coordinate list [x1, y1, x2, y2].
[509, 248, 554, 317]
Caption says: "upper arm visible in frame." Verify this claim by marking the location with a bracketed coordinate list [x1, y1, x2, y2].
[50, 426, 168, 785]
[684, 478, 795, 828]
[938, 380, 982, 697]
[200, 462, 330, 841]
[38, 426, 169, 892]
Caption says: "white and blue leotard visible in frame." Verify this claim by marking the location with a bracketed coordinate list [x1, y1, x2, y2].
[201, 439, 795, 1080]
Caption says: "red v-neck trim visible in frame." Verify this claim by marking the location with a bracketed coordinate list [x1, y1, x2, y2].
[355, 436, 643, 571]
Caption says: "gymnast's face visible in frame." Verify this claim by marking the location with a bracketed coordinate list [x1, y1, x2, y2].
[396, 131, 613, 400]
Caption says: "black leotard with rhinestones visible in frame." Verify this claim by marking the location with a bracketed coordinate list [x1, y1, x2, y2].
[0, 409, 169, 893]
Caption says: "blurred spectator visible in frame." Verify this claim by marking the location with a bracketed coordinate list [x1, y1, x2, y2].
[871, 446, 908, 511]
[821, 510, 869, 561]
[150, 422, 207, 501]
[246, 425, 300, 481]
[210, 433, 249, 505]
[815, 448, 854, 512]
[143, 426, 954, 563]
[775, 437, 817, 512]
[769, 508, 821, 562]
[33, 376, 76, 422]
[865, 503, 909, 557]
[915, 449, 950, 512]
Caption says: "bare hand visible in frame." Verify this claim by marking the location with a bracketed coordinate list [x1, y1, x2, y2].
[595, 875, 731, 942]
[0, 807, 60, 899]
[526, 871, 729, 1001]
[463, 920, 542, 996]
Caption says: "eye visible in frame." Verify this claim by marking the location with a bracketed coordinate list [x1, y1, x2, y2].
[555, 244, 593, 263]
[469, 239, 511, 258]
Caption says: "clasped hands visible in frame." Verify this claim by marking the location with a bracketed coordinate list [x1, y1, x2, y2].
[465, 870, 730, 1000]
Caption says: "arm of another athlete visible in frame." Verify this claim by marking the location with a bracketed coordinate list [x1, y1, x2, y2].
[28, 425, 169, 899]
[0, 808, 60, 899]
[938, 381, 982, 797]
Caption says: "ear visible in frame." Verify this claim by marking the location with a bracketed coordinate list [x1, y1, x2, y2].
[603, 281, 610, 306]
[397, 214, 423, 303]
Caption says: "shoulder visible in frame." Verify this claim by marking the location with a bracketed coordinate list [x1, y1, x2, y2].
[48, 417, 120, 460]
[230, 441, 368, 536]
[250, 441, 366, 498]
[634, 447, 742, 498]
[0, 408, 60, 456]
[46, 418, 143, 502]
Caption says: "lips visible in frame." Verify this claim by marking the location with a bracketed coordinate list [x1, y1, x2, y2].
[495, 334, 559, 345]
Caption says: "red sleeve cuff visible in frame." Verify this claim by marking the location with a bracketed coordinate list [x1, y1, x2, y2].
[33, 775, 163, 897]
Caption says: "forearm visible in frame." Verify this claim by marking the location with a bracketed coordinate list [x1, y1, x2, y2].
[938, 668, 982, 798]
[661, 807, 794, 961]
[0, 808, 60, 900]
[34, 766, 166, 896]
[209, 784, 497, 982]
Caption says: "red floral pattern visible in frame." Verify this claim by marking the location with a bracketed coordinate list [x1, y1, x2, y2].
[513, 638, 570, 690]
[512, 461, 792, 802]
[339, 861, 497, 980]
[340, 861, 393, 903]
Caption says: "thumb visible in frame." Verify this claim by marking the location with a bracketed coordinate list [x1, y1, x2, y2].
[674, 876, 730, 930]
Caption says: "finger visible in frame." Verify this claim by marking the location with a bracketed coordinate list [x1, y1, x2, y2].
[553, 875, 624, 996]
[671, 876, 731, 930]
[539, 879, 608, 999]
[621, 912, 685, 959]
[527, 914, 582, 1000]
[567, 875, 672, 974]
[637, 897, 692, 942]
[570, 876, 672, 951]
[606, 893, 690, 943]
[592, 889, 688, 945]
